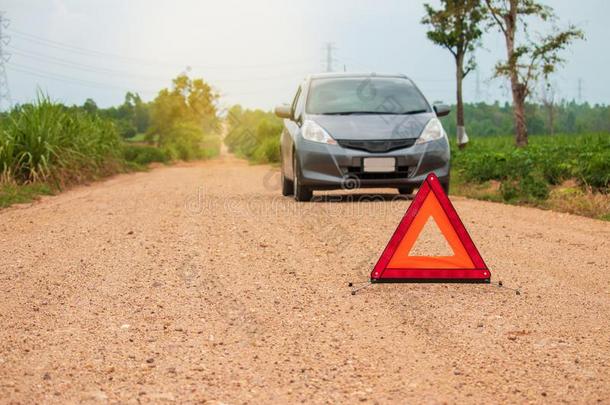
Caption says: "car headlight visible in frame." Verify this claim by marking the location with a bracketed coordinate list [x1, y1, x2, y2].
[301, 120, 337, 145]
[415, 118, 446, 145]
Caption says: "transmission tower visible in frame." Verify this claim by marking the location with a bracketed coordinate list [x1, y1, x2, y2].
[577, 78, 583, 103]
[0, 12, 12, 111]
[324, 42, 337, 72]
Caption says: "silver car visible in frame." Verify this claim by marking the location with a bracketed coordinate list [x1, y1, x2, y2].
[275, 73, 451, 201]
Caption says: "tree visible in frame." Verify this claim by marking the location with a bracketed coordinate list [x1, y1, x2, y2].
[82, 98, 98, 115]
[149, 74, 219, 147]
[422, 0, 485, 149]
[484, 0, 583, 147]
[124, 92, 150, 134]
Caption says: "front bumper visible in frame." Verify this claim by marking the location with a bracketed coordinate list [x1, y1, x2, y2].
[296, 137, 450, 189]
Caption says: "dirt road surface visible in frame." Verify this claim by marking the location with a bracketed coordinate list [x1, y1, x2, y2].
[1, 155, 609, 404]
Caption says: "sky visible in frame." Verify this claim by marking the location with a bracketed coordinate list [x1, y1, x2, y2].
[1, 0, 609, 111]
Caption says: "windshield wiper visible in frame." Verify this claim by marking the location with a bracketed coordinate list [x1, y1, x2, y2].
[320, 111, 375, 115]
[321, 109, 428, 116]
[402, 109, 428, 115]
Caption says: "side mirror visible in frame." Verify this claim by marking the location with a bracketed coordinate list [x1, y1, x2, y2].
[274, 104, 293, 120]
[433, 104, 451, 117]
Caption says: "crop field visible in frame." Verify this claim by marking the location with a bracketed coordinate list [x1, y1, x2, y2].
[451, 133, 610, 219]
[0, 96, 123, 186]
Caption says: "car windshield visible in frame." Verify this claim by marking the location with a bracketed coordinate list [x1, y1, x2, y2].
[306, 77, 430, 115]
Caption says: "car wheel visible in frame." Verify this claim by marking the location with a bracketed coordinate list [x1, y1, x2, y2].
[281, 171, 293, 196]
[397, 187, 414, 195]
[441, 181, 450, 195]
[293, 152, 312, 202]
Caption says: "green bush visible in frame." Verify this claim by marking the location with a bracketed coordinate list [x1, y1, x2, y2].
[253, 136, 280, 163]
[200, 133, 221, 159]
[115, 119, 137, 139]
[577, 149, 610, 191]
[224, 106, 282, 163]
[123, 144, 170, 165]
[500, 173, 550, 203]
[159, 122, 221, 161]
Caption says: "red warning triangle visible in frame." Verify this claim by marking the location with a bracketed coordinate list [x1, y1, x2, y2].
[371, 173, 490, 283]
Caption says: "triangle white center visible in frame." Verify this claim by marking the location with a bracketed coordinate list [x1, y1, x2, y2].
[408, 216, 455, 257]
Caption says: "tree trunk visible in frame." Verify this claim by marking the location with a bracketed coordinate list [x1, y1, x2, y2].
[505, 0, 528, 147]
[455, 53, 468, 149]
[512, 86, 528, 147]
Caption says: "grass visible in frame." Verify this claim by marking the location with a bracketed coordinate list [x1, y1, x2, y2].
[125, 133, 148, 143]
[545, 184, 610, 220]
[451, 176, 610, 221]
[0, 96, 128, 208]
[0, 183, 54, 208]
[0, 96, 126, 208]
[123, 144, 170, 167]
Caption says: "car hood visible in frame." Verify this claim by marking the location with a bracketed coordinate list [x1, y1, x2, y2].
[310, 113, 434, 140]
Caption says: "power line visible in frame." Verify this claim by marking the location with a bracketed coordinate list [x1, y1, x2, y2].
[8, 60, 309, 102]
[7, 46, 169, 82]
[8, 27, 313, 71]
[5, 39, 313, 100]
[7, 62, 158, 94]
[0, 12, 12, 110]
[8, 47, 312, 86]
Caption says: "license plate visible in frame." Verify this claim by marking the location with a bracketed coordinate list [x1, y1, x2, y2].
[363, 157, 396, 173]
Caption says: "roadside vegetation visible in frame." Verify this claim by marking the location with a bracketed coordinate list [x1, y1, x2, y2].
[451, 134, 610, 220]
[0, 74, 221, 208]
[146, 75, 220, 161]
[224, 106, 282, 164]
[0, 96, 124, 186]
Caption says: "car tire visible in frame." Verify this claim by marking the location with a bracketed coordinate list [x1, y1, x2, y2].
[293, 152, 312, 202]
[281, 171, 293, 196]
[441, 181, 450, 195]
[397, 187, 414, 195]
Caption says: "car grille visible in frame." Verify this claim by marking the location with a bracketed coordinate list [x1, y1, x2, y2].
[337, 138, 416, 153]
[346, 166, 412, 180]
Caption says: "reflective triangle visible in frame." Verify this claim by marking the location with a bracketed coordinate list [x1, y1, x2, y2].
[371, 173, 490, 283]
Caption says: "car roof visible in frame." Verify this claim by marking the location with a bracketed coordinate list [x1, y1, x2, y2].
[307, 72, 410, 80]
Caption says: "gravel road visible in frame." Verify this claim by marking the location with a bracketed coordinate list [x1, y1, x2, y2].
[1, 155, 609, 404]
